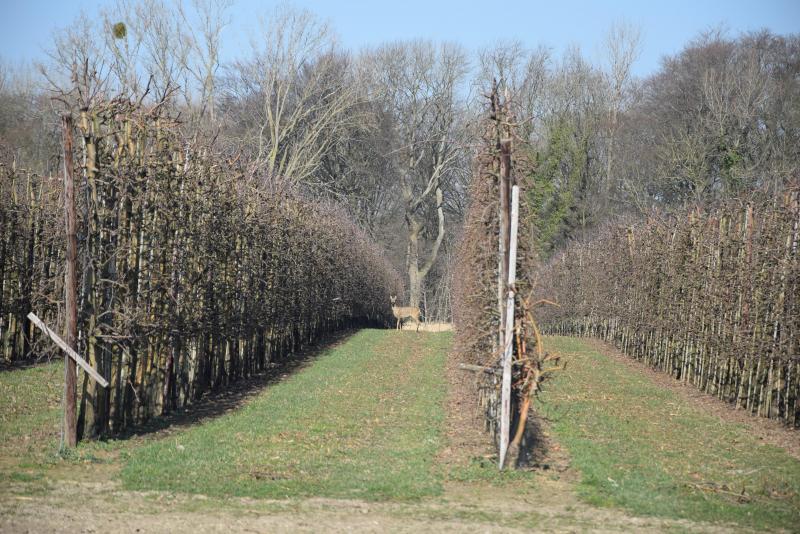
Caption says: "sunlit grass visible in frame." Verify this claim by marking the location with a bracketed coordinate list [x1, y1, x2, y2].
[539, 336, 800, 531]
[122, 330, 453, 500]
[0, 361, 63, 460]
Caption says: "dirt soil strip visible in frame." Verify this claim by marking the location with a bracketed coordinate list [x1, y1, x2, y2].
[0, 474, 739, 533]
[583, 338, 800, 460]
[437, 343, 494, 469]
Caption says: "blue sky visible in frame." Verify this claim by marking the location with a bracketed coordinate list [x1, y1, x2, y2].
[1, 0, 799, 77]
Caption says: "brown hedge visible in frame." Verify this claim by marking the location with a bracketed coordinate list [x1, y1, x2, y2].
[537, 188, 800, 426]
[0, 99, 401, 437]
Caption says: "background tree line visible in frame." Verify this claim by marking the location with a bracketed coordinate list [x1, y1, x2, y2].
[1, 1, 798, 326]
[478, 26, 799, 257]
[536, 188, 799, 426]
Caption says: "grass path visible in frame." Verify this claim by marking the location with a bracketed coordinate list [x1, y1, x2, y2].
[538, 336, 800, 532]
[122, 329, 451, 500]
[0, 361, 63, 461]
[2, 331, 799, 532]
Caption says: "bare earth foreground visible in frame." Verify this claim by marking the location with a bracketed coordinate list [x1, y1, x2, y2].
[1, 331, 797, 533]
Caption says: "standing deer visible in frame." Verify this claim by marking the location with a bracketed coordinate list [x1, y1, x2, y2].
[390, 295, 421, 332]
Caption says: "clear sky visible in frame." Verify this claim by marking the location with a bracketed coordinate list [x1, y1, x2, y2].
[1, 0, 799, 77]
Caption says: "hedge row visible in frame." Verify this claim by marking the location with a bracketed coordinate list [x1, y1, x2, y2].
[538, 189, 800, 426]
[0, 99, 401, 437]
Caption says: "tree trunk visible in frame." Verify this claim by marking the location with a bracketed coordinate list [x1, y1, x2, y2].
[406, 218, 423, 309]
[405, 184, 445, 310]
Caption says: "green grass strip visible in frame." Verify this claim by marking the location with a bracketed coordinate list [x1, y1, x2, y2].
[538, 336, 800, 531]
[122, 330, 451, 500]
[0, 361, 63, 460]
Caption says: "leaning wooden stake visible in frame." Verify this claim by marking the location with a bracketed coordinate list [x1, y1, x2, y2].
[27, 313, 109, 389]
[62, 115, 79, 448]
[499, 185, 520, 469]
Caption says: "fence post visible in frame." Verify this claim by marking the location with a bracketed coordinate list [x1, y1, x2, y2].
[499, 185, 520, 469]
[61, 114, 78, 448]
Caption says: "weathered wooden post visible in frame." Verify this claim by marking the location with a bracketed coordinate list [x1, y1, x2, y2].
[496, 84, 511, 355]
[62, 114, 78, 448]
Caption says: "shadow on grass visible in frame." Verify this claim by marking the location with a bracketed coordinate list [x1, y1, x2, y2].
[0, 355, 61, 373]
[112, 329, 360, 442]
[515, 413, 548, 469]
[510, 405, 573, 474]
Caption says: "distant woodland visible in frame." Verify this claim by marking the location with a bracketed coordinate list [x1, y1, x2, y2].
[2, 2, 797, 311]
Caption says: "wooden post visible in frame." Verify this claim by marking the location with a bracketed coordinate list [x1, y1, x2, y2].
[499, 185, 520, 469]
[495, 85, 510, 356]
[62, 115, 78, 448]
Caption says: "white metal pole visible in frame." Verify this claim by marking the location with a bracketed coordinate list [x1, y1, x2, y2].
[499, 185, 520, 469]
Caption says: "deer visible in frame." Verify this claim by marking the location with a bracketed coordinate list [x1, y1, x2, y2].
[390, 295, 421, 332]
